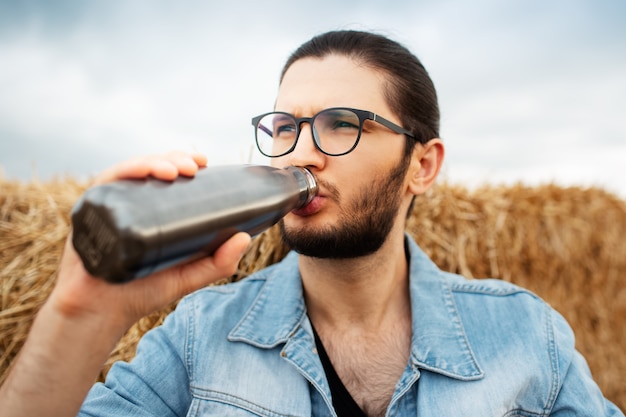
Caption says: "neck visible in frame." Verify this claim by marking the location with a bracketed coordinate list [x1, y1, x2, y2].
[300, 228, 410, 333]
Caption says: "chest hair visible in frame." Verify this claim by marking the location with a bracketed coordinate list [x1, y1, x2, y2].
[320, 318, 412, 417]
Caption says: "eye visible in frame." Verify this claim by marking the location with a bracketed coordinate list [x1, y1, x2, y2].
[318, 110, 360, 132]
[331, 119, 359, 130]
[276, 124, 296, 135]
[271, 116, 297, 138]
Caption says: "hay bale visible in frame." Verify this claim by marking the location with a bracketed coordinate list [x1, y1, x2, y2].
[1, 177, 624, 410]
[0, 178, 82, 380]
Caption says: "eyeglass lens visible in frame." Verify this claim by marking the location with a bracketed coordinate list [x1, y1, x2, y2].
[255, 108, 361, 157]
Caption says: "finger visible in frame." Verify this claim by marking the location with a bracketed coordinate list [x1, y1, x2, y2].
[93, 152, 207, 185]
[210, 232, 252, 272]
[161, 151, 205, 178]
[93, 158, 155, 185]
[190, 152, 208, 168]
[158, 232, 252, 303]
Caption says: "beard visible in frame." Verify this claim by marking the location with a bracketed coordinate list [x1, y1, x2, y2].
[279, 156, 410, 259]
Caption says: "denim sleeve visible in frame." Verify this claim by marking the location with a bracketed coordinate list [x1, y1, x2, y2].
[549, 309, 624, 416]
[79, 299, 193, 417]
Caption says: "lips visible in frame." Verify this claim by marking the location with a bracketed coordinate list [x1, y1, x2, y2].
[292, 195, 324, 217]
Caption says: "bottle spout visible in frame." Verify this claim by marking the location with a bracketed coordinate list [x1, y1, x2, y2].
[299, 167, 318, 205]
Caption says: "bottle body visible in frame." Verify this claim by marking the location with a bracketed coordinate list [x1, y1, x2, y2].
[71, 165, 317, 283]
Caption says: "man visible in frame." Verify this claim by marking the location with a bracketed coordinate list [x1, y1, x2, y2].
[0, 30, 622, 416]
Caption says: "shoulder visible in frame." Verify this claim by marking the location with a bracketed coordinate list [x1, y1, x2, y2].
[444, 273, 577, 385]
[442, 271, 572, 345]
[442, 273, 622, 414]
[407, 234, 552, 320]
[442, 272, 548, 309]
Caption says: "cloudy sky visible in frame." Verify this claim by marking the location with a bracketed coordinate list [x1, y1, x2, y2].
[1, 0, 625, 198]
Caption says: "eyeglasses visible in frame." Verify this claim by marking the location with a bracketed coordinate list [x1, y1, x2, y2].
[251, 107, 416, 158]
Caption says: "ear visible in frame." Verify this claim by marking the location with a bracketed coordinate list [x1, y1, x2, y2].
[407, 138, 445, 195]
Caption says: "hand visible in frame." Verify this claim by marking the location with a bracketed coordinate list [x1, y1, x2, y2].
[0, 151, 251, 417]
[51, 150, 252, 330]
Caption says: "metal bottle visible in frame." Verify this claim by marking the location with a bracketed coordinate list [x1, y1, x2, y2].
[70, 165, 317, 283]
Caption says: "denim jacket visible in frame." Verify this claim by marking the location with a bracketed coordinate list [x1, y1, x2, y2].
[80, 235, 623, 416]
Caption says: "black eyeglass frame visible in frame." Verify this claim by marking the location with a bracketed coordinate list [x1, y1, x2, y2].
[251, 107, 417, 158]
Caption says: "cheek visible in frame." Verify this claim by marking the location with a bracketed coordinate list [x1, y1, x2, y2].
[341, 148, 407, 193]
[358, 132, 404, 160]
[331, 158, 386, 194]
[350, 142, 401, 175]
[269, 157, 286, 169]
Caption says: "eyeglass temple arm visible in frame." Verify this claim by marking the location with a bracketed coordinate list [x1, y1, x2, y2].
[371, 114, 416, 139]
[258, 124, 273, 137]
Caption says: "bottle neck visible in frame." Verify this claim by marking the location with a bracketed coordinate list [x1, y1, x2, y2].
[298, 167, 318, 205]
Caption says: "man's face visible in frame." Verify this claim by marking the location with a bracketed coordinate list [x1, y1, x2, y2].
[271, 54, 412, 258]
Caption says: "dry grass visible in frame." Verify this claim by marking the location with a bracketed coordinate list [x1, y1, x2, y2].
[1, 177, 624, 410]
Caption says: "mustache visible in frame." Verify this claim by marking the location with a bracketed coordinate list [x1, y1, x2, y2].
[313, 176, 340, 201]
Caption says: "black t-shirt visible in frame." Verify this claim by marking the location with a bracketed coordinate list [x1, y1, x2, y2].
[312, 324, 367, 417]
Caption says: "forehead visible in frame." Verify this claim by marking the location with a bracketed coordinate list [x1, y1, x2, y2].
[275, 54, 392, 116]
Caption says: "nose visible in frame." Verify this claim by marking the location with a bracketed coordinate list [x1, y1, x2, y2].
[278, 123, 326, 170]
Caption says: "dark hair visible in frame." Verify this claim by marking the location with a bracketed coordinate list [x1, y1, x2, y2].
[280, 30, 440, 158]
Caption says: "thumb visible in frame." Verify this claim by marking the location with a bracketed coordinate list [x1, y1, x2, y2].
[211, 232, 252, 273]
[161, 232, 252, 301]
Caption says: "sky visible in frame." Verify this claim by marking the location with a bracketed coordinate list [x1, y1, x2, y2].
[0, 0, 625, 199]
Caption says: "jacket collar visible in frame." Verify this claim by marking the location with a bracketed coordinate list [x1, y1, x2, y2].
[406, 237, 484, 380]
[228, 234, 483, 380]
[228, 251, 306, 348]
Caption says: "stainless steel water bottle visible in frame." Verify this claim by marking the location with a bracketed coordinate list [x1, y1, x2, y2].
[70, 165, 317, 283]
